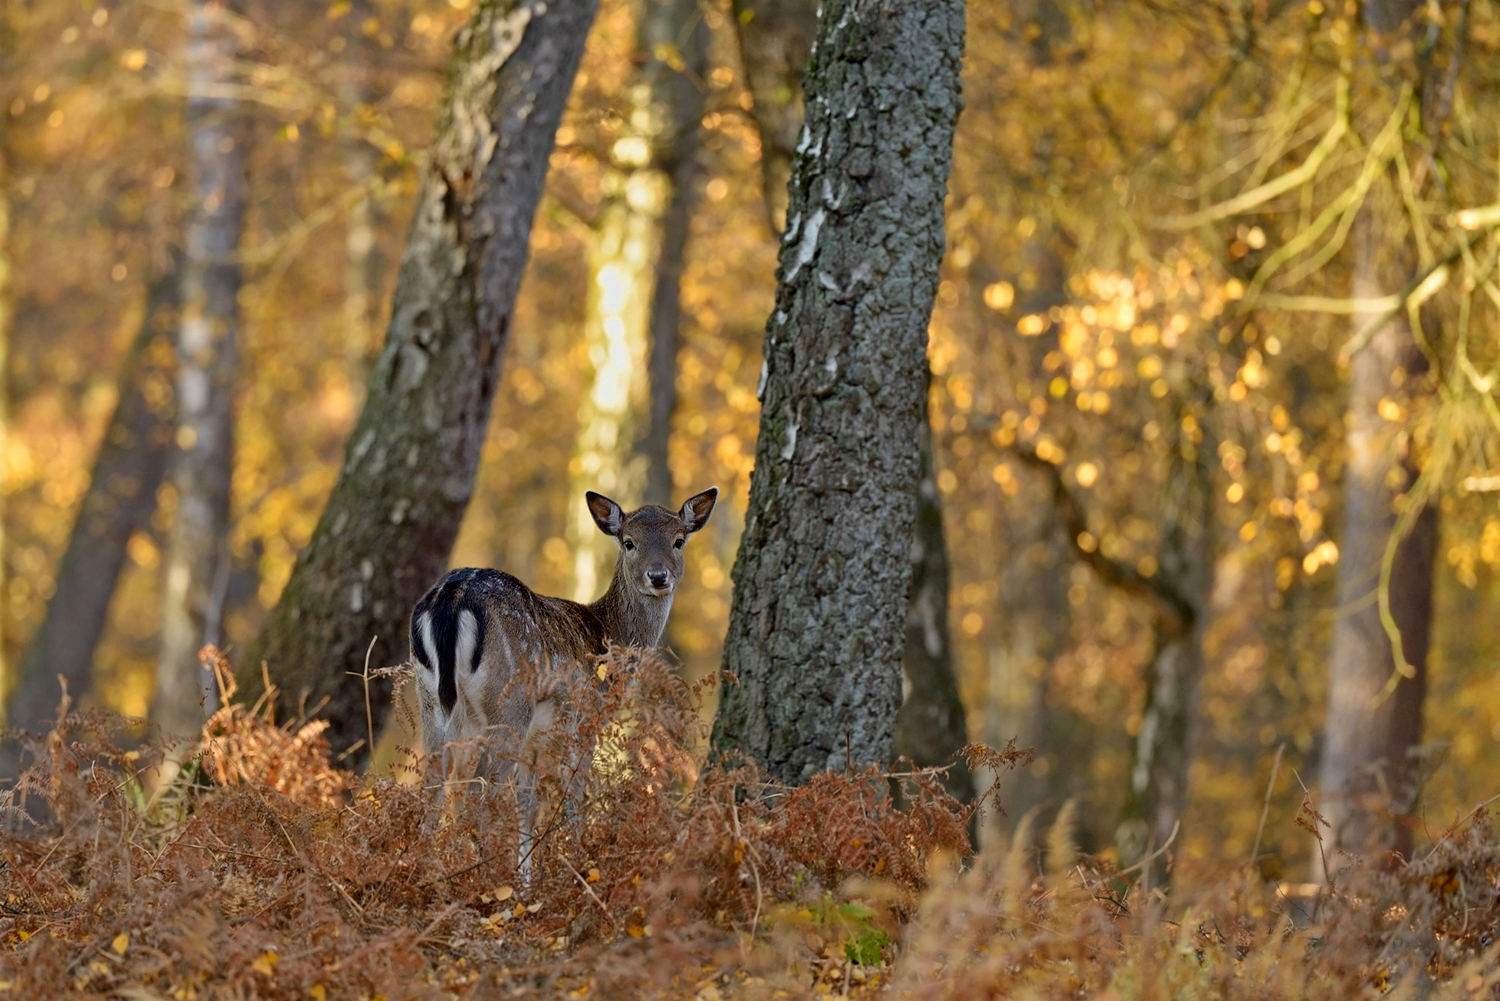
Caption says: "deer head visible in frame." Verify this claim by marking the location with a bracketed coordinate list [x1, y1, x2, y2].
[586, 488, 718, 598]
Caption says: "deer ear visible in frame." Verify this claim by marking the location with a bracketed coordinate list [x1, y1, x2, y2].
[678, 487, 718, 534]
[586, 491, 624, 537]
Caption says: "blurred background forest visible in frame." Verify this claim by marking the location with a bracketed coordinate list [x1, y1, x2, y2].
[3, 0, 1500, 883]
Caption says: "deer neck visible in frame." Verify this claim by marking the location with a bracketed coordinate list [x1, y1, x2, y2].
[590, 565, 673, 649]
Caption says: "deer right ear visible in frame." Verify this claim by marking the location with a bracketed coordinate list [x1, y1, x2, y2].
[585, 491, 624, 537]
[678, 487, 719, 534]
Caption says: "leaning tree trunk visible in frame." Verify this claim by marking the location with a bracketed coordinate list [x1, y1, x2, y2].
[2, 260, 179, 774]
[729, 0, 816, 234]
[568, 0, 708, 597]
[240, 0, 598, 760]
[893, 377, 973, 802]
[1114, 420, 1213, 886]
[710, 0, 966, 783]
[154, 0, 249, 739]
[341, 0, 382, 398]
[1316, 0, 1437, 878]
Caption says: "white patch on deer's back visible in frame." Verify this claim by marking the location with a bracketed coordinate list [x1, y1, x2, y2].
[455, 608, 479, 674]
[415, 611, 436, 674]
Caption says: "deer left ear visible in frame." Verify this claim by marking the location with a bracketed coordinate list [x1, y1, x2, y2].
[678, 487, 719, 535]
[586, 491, 624, 537]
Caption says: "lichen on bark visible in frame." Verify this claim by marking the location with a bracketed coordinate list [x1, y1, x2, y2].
[711, 0, 966, 784]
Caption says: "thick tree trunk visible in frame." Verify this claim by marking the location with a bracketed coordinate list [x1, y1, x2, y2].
[1114, 426, 1213, 884]
[568, 0, 708, 596]
[2, 261, 179, 772]
[154, 0, 249, 738]
[893, 391, 973, 802]
[240, 0, 597, 760]
[1315, 0, 1436, 877]
[1317, 209, 1435, 874]
[728, 0, 816, 233]
[710, 0, 966, 783]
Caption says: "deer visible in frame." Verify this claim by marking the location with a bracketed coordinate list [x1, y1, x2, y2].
[409, 487, 718, 872]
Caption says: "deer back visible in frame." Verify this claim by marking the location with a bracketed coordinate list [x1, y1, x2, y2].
[411, 567, 604, 756]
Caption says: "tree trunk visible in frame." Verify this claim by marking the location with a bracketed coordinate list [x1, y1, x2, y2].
[710, 0, 966, 783]
[240, 0, 598, 761]
[154, 0, 249, 738]
[342, 0, 381, 399]
[0, 144, 10, 728]
[1114, 423, 1213, 884]
[568, 0, 708, 597]
[984, 495, 1068, 842]
[1315, 0, 1436, 877]
[728, 0, 817, 233]
[893, 377, 973, 802]
[2, 260, 179, 772]
[1317, 210, 1435, 875]
[640, 0, 709, 507]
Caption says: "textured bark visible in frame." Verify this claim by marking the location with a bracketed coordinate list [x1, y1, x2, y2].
[729, 0, 817, 233]
[2, 262, 179, 770]
[1315, 0, 1436, 877]
[155, 0, 249, 738]
[568, 0, 708, 595]
[240, 0, 598, 760]
[710, 0, 966, 783]
[892, 392, 973, 802]
[1114, 430, 1213, 884]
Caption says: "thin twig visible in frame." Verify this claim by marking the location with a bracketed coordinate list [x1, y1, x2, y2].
[1249, 743, 1286, 868]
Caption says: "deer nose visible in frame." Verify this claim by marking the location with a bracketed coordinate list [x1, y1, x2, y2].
[647, 569, 669, 589]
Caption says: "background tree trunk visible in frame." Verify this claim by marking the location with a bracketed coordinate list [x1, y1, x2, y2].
[342, 0, 382, 400]
[893, 377, 973, 802]
[710, 0, 966, 783]
[568, 0, 707, 596]
[240, 0, 598, 760]
[1315, 0, 1436, 877]
[728, 0, 817, 234]
[1317, 209, 1436, 874]
[1113, 423, 1213, 884]
[1, 260, 179, 774]
[640, 0, 710, 508]
[154, 0, 249, 738]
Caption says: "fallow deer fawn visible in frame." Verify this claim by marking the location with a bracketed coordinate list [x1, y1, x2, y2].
[410, 487, 717, 867]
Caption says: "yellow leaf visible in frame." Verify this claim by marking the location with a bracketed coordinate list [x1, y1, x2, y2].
[627, 924, 645, 938]
[309, 986, 328, 1001]
[252, 951, 278, 976]
[526, 902, 542, 914]
[112, 932, 130, 955]
[586, 868, 600, 883]
[493, 885, 514, 902]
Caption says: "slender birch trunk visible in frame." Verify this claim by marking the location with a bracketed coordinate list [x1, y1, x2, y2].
[2, 261, 180, 777]
[1113, 422, 1213, 884]
[710, 0, 966, 782]
[241, 0, 598, 760]
[728, 0, 816, 233]
[154, 0, 249, 738]
[568, 0, 708, 597]
[1315, 0, 1437, 876]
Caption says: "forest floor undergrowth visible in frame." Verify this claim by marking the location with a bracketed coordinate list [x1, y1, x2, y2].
[2, 647, 1499, 1000]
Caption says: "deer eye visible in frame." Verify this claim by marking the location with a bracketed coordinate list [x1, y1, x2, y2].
[673, 538, 685, 549]
[622, 539, 635, 551]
